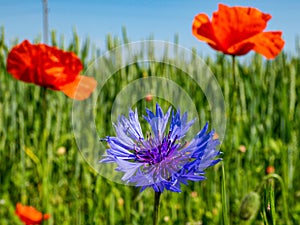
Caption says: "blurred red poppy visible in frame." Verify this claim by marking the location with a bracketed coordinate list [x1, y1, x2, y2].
[15, 203, 50, 225]
[192, 4, 285, 59]
[266, 165, 275, 174]
[145, 94, 153, 102]
[7, 40, 97, 100]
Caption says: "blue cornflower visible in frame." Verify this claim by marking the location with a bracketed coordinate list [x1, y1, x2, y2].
[100, 103, 222, 192]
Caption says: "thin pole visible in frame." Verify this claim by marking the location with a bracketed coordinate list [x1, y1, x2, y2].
[42, 0, 49, 44]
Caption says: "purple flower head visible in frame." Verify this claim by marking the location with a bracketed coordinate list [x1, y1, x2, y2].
[100, 103, 222, 192]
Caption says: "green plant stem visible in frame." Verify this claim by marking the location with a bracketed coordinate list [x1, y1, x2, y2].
[231, 55, 238, 123]
[232, 55, 236, 87]
[257, 174, 290, 225]
[221, 163, 230, 225]
[41, 87, 47, 117]
[153, 191, 161, 225]
[232, 55, 241, 91]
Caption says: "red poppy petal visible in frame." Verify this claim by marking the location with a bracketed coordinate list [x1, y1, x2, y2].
[7, 40, 37, 83]
[39, 45, 83, 88]
[7, 40, 83, 89]
[251, 31, 285, 59]
[227, 42, 255, 56]
[237, 4, 271, 23]
[192, 13, 220, 51]
[15, 203, 44, 224]
[226, 31, 284, 58]
[61, 75, 97, 100]
[212, 4, 272, 50]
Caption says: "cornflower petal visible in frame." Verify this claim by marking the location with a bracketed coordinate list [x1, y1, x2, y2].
[143, 103, 171, 139]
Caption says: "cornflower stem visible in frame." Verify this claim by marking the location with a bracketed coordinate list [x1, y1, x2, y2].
[221, 163, 230, 225]
[153, 191, 161, 225]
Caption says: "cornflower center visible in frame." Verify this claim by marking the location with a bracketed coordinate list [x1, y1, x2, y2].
[134, 132, 179, 165]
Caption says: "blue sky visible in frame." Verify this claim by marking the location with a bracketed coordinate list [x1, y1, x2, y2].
[1, 0, 300, 56]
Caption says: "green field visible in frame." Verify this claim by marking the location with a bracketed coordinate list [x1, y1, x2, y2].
[0, 28, 300, 224]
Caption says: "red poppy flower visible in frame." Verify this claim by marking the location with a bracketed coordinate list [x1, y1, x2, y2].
[15, 203, 50, 225]
[192, 4, 285, 59]
[7, 40, 97, 100]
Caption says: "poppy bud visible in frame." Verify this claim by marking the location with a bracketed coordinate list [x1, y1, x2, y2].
[239, 191, 260, 221]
